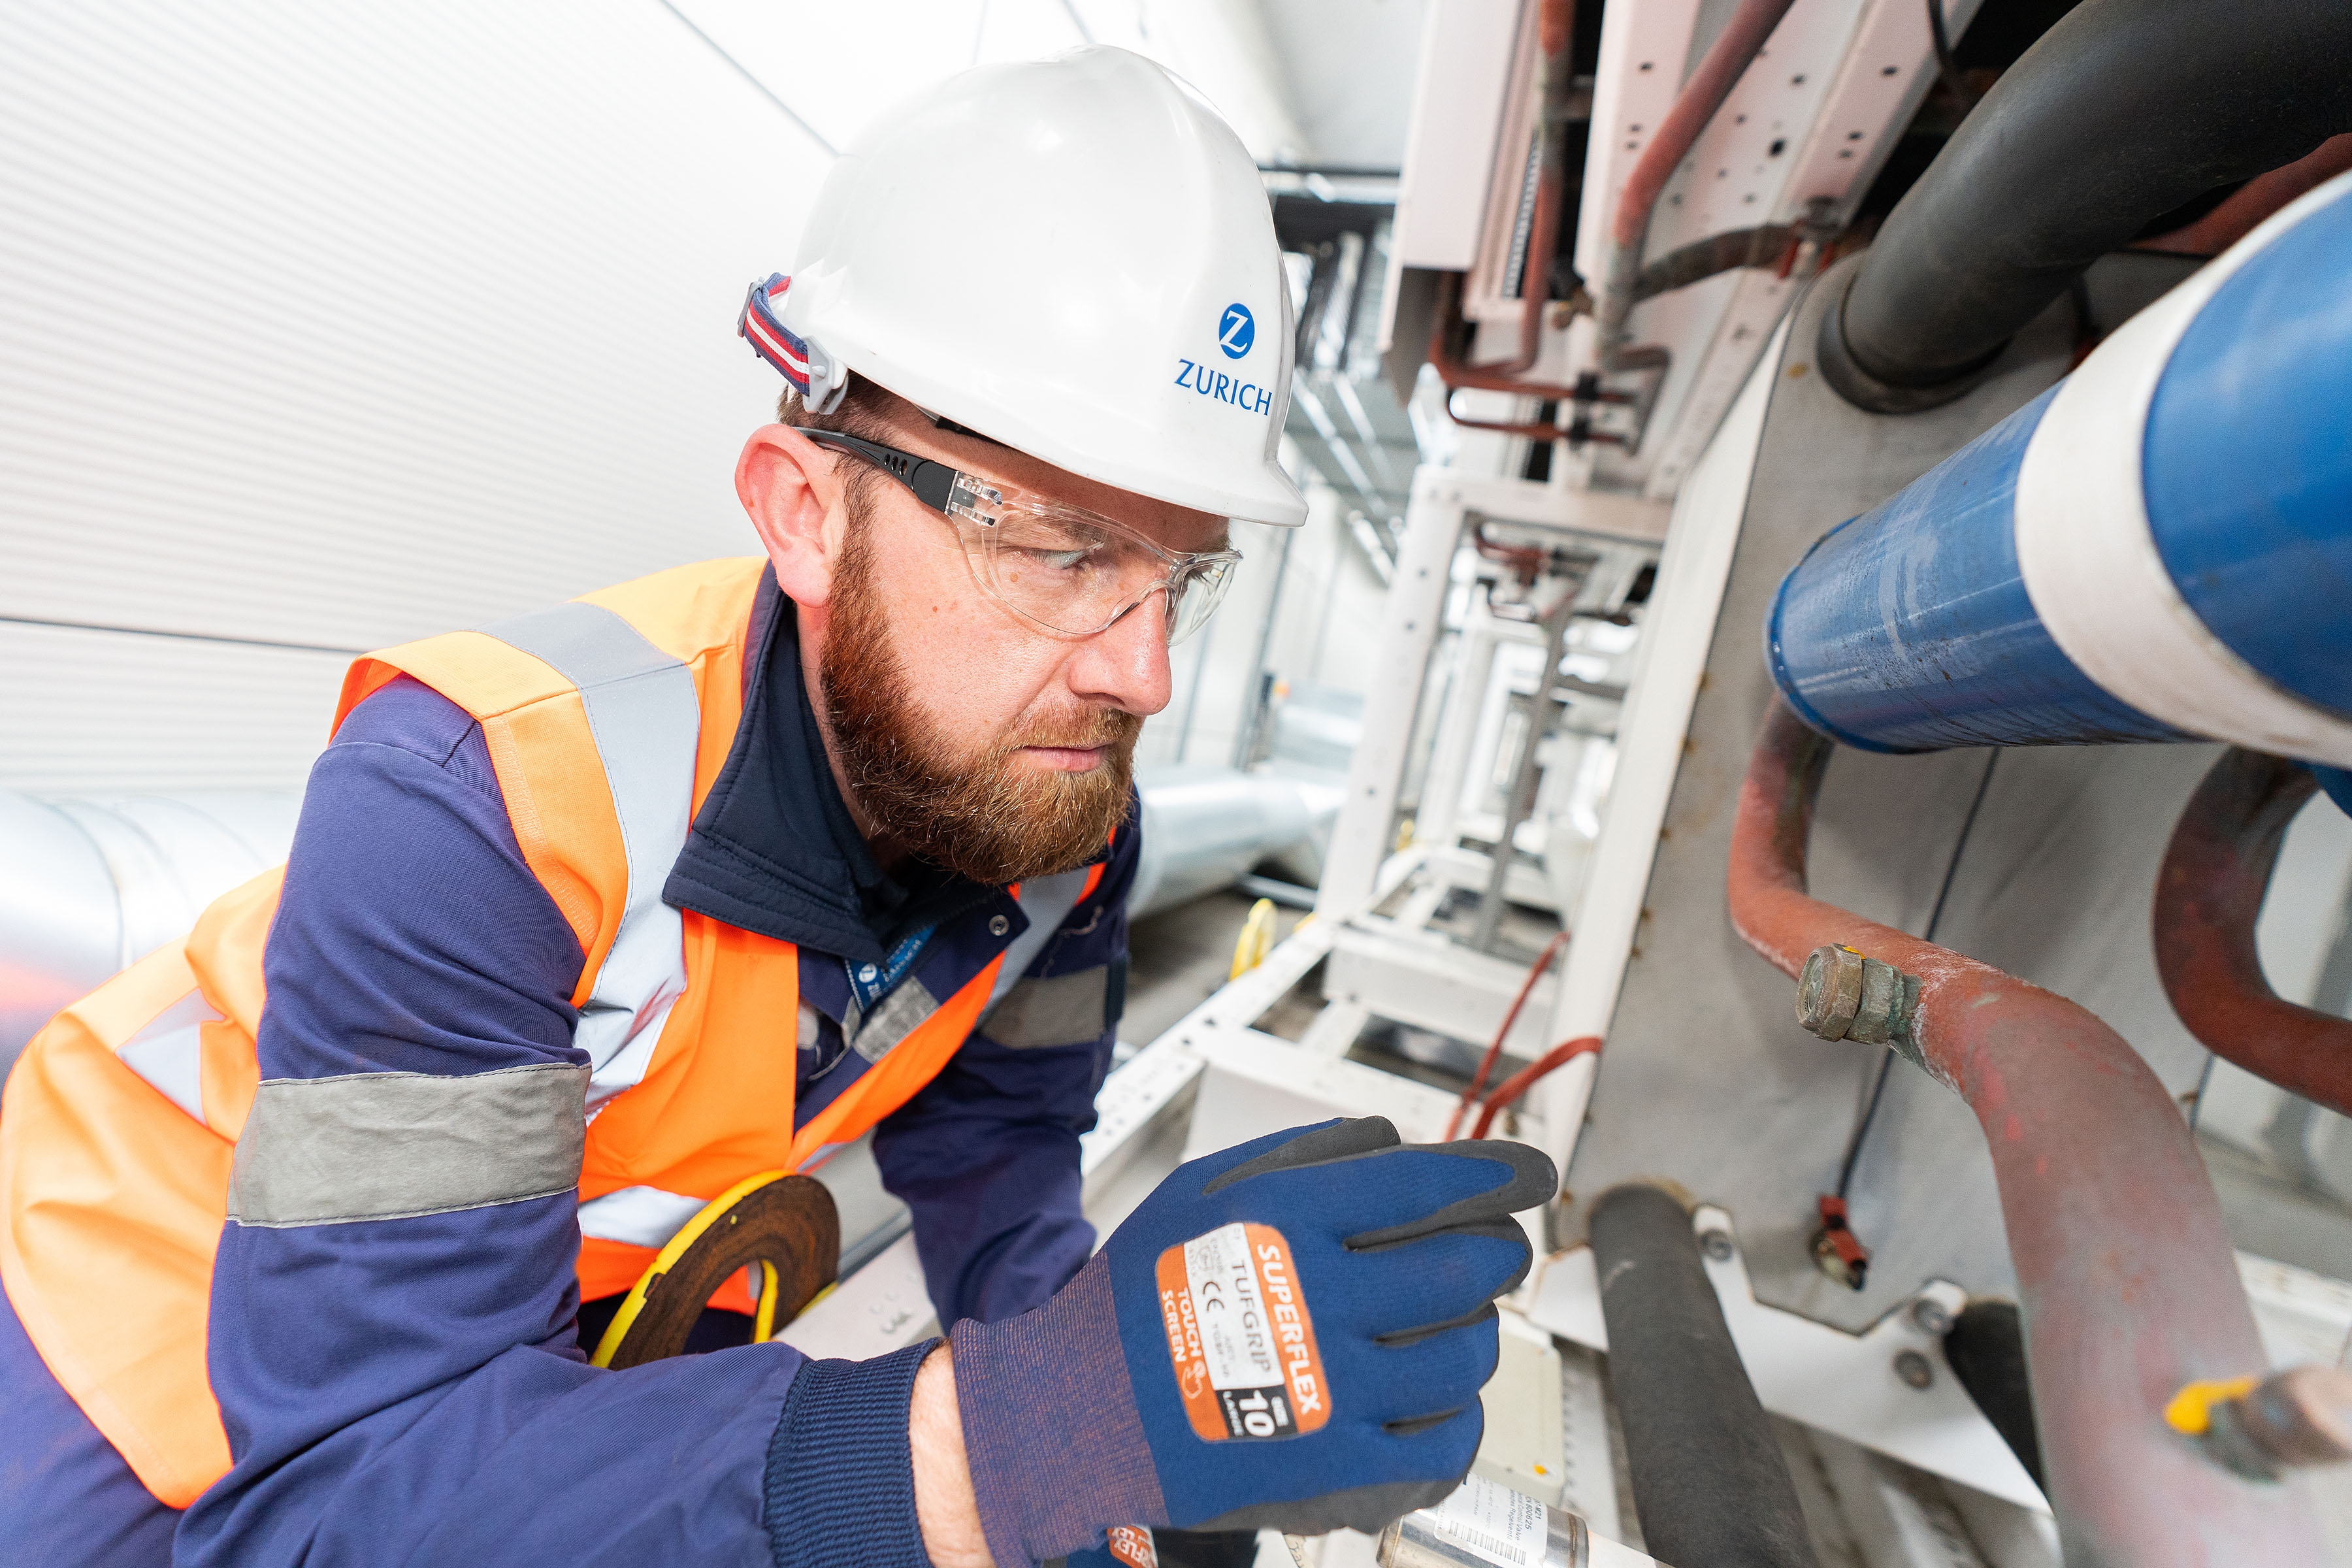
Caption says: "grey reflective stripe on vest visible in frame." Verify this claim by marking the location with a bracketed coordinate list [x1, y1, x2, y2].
[478, 602, 700, 1113]
[841, 871, 1094, 1059]
[115, 987, 220, 1126]
[849, 977, 942, 1064]
[227, 1063, 589, 1226]
[576, 1184, 708, 1249]
[981, 967, 1114, 1049]
[984, 868, 1090, 1009]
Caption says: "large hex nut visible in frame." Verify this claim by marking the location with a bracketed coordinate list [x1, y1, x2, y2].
[1797, 943, 1920, 1047]
[1797, 945, 1866, 1039]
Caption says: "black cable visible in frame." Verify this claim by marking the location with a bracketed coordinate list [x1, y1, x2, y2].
[1835, 750, 2001, 1199]
[1925, 0, 1976, 118]
[2187, 1051, 2218, 1136]
[1836, 1062, 1897, 1201]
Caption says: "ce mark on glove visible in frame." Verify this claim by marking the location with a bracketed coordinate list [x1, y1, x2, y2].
[951, 1117, 1556, 1567]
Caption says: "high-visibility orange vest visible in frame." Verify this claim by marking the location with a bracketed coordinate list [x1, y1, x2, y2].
[0, 558, 1021, 1509]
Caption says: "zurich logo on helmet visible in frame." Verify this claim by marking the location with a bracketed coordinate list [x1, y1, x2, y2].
[1218, 303, 1254, 359]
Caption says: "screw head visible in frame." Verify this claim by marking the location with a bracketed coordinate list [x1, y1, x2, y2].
[1893, 1348, 1935, 1390]
[1910, 1297, 1954, 1337]
[1699, 1230, 1735, 1262]
[988, 915, 1011, 937]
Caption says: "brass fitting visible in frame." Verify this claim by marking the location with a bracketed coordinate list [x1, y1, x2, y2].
[1796, 943, 1921, 1047]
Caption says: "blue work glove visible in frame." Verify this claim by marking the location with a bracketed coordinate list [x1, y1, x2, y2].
[952, 1117, 1555, 1567]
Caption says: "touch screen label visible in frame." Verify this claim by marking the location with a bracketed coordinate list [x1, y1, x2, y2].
[1154, 1221, 1330, 1441]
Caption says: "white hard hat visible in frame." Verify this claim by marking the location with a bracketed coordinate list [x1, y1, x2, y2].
[744, 46, 1307, 527]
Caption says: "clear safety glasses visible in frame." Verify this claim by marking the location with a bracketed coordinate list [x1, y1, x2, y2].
[794, 428, 1242, 645]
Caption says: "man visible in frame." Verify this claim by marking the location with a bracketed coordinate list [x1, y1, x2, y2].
[0, 46, 1546, 1568]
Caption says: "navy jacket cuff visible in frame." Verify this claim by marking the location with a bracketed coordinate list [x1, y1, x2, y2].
[764, 1339, 939, 1568]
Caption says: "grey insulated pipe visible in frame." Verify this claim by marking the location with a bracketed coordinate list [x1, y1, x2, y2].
[1823, 0, 2352, 410]
[1589, 1184, 1819, 1568]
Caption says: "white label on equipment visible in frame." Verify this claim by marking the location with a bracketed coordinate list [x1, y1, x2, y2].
[1430, 1473, 1550, 1567]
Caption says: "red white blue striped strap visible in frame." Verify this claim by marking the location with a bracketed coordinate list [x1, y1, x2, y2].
[738, 273, 814, 393]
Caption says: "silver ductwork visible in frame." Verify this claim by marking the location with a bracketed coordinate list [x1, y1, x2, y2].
[1128, 764, 1341, 919]
[0, 763, 1341, 1066]
[0, 790, 300, 1067]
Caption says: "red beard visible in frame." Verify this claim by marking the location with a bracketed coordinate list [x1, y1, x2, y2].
[819, 508, 1141, 886]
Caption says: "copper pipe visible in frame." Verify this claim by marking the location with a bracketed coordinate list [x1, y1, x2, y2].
[2136, 132, 2352, 257]
[1428, 274, 1627, 445]
[1424, 0, 1580, 415]
[2155, 748, 2352, 1117]
[1594, 0, 1796, 365]
[1728, 700, 2320, 1565]
[1441, 390, 1628, 446]
[1504, 0, 1575, 376]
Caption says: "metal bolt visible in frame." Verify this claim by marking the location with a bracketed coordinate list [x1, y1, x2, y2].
[1796, 945, 1919, 1045]
[2195, 1366, 2352, 1479]
[1699, 1229, 1736, 1262]
[988, 915, 1010, 937]
[1893, 1349, 1935, 1390]
[1910, 1296, 1954, 1337]
[1796, 945, 1863, 1037]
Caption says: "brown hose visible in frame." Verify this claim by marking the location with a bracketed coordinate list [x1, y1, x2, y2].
[2155, 747, 2352, 1117]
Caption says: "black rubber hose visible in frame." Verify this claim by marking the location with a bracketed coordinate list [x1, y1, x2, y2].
[1635, 225, 1795, 304]
[1590, 1184, 1819, 1568]
[1942, 1300, 2046, 1491]
[1829, 0, 2352, 406]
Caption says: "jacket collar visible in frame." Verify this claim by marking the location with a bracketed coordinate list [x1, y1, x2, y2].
[664, 567, 943, 963]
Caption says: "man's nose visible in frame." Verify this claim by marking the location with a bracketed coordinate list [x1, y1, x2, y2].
[1066, 591, 1175, 715]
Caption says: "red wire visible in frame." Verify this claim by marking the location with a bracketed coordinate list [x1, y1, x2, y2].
[1471, 1036, 1603, 1140]
[1444, 930, 1569, 1141]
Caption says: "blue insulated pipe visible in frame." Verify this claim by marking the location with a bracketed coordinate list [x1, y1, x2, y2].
[1767, 172, 2352, 767]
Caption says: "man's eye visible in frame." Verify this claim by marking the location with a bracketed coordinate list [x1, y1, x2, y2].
[1021, 548, 1093, 571]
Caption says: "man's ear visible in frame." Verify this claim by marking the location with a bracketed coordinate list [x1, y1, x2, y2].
[738, 424, 845, 608]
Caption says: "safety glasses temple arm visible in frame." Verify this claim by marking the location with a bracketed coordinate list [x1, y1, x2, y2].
[790, 427, 964, 514]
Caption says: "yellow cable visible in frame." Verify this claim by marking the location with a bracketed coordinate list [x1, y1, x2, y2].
[1230, 898, 1277, 981]
[2164, 1375, 2261, 1436]
[589, 1168, 788, 1369]
[753, 1259, 780, 1344]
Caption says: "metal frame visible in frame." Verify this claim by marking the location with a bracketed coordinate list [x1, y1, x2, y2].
[1554, 0, 1992, 496]
[1318, 465, 1668, 920]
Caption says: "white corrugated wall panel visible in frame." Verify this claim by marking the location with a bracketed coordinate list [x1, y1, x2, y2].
[1, 0, 833, 788]
[0, 622, 347, 792]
